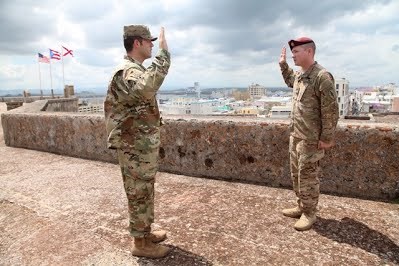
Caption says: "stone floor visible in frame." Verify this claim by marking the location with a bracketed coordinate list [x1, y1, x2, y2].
[1, 103, 399, 266]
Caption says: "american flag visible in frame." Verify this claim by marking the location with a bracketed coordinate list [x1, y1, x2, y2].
[49, 49, 61, 60]
[38, 53, 50, 63]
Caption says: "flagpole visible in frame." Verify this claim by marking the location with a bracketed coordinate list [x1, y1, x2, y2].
[61, 46, 65, 89]
[49, 57, 53, 90]
[38, 60, 42, 90]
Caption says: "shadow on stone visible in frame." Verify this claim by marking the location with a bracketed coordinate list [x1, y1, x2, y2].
[137, 245, 212, 266]
[314, 217, 399, 264]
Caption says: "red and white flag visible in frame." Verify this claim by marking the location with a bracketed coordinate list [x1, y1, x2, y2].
[38, 53, 50, 63]
[62, 46, 73, 57]
[49, 49, 61, 60]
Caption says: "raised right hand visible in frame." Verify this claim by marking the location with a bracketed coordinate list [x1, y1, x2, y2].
[279, 47, 286, 64]
[159, 27, 168, 51]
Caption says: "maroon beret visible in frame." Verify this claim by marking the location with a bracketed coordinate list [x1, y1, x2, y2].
[288, 37, 314, 50]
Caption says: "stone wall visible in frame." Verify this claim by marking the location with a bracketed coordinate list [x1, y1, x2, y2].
[1, 98, 79, 113]
[5, 101, 23, 111]
[0, 96, 62, 103]
[1, 101, 398, 200]
[43, 98, 78, 112]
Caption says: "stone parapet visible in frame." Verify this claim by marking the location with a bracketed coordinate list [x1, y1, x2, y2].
[5, 101, 23, 111]
[43, 98, 78, 112]
[1, 101, 398, 200]
[0, 96, 62, 103]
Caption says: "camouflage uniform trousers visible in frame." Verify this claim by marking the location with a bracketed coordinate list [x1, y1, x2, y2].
[289, 136, 325, 214]
[116, 131, 160, 238]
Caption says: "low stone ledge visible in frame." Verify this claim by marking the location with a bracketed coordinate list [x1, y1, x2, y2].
[344, 115, 370, 120]
[3, 98, 78, 113]
[1, 101, 398, 200]
[42, 98, 78, 112]
[5, 101, 23, 111]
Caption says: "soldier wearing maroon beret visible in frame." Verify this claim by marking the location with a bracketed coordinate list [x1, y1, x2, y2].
[288, 37, 315, 51]
[279, 37, 339, 231]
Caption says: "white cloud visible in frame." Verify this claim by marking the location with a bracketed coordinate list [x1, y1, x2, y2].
[0, 0, 398, 91]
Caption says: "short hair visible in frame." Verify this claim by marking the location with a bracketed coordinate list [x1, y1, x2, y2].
[123, 36, 143, 52]
[302, 42, 316, 54]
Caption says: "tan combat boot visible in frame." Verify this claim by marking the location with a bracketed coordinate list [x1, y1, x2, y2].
[147, 230, 167, 243]
[282, 206, 302, 218]
[131, 237, 170, 258]
[294, 212, 317, 231]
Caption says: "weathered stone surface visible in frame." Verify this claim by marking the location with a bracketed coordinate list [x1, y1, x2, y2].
[1, 112, 115, 161]
[43, 98, 78, 112]
[1, 102, 399, 265]
[160, 119, 291, 187]
[0, 138, 398, 265]
[5, 101, 23, 111]
[1, 101, 399, 200]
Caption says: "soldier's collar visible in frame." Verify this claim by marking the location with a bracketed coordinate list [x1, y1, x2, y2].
[300, 61, 318, 78]
[124, 55, 144, 67]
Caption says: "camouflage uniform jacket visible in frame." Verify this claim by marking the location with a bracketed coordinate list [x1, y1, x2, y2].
[104, 49, 171, 149]
[280, 61, 339, 142]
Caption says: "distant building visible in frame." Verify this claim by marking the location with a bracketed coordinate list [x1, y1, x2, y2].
[228, 100, 246, 111]
[211, 90, 224, 98]
[377, 83, 397, 95]
[253, 96, 291, 108]
[360, 83, 398, 113]
[78, 104, 103, 113]
[349, 90, 363, 115]
[64, 85, 75, 98]
[248, 83, 266, 99]
[190, 99, 219, 115]
[194, 82, 201, 99]
[236, 107, 259, 115]
[159, 97, 231, 115]
[335, 78, 350, 117]
[23, 90, 31, 98]
[392, 96, 399, 112]
[270, 105, 291, 118]
[159, 97, 191, 115]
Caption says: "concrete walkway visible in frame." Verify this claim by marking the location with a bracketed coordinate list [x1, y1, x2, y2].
[1, 103, 398, 266]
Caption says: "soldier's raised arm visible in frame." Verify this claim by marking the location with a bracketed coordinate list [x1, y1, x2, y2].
[279, 46, 287, 64]
[279, 46, 295, 88]
[159, 27, 168, 51]
[121, 27, 171, 101]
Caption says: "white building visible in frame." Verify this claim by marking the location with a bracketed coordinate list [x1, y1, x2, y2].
[378, 83, 398, 95]
[78, 104, 103, 113]
[253, 96, 291, 108]
[248, 83, 267, 99]
[270, 105, 291, 118]
[159, 97, 231, 115]
[361, 91, 392, 113]
[335, 78, 350, 117]
[159, 97, 191, 115]
[194, 82, 201, 99]
[190, 99, 220, 115]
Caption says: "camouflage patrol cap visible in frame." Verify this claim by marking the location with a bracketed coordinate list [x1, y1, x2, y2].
[288, 37, 314, 50]
[123, 25, 157, 41]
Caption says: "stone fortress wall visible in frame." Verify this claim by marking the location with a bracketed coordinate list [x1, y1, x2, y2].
[1, 99, 398, 200]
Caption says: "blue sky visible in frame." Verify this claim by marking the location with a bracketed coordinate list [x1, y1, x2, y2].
[0, 0, 398, 91]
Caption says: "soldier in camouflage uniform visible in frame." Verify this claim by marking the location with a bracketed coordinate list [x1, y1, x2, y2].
[104, 25, 171, 258]
[279, 37, 339, 231]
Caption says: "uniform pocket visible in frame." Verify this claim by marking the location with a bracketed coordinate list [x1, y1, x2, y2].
[297, 83, 308, 102]
[298, 140, 325, 163]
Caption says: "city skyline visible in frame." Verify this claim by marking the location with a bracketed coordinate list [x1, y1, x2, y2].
[0, 0, 398, 91]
